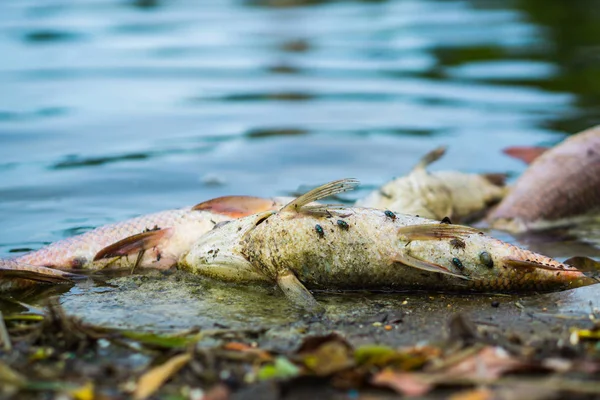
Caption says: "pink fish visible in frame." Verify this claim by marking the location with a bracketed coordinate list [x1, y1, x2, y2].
[1, 196, 282, 290]
[489, 125, 600, 232]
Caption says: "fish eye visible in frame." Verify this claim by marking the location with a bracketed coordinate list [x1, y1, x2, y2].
[451, 257, 464, 270]
[479, 251, 493, 268]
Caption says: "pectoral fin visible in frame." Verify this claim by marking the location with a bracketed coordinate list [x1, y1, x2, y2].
[393, 252, 469, 280]
[504, 258, 566, 272]
[93, 228, 172, 261]
[280, 178, 359, 214]
[397, 224, 481, 242]
[192, 196, 279, 217]
[276, 270, 324, 313]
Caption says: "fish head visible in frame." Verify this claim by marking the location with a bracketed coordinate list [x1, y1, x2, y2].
[450, 234, 596, 292]
[178, 211, 275, 281]
[398, 224, 596, 292]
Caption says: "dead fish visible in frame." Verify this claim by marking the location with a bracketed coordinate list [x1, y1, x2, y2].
[1, 196, 281, 290]
[180, 179, 595, 311]
[488, 125, 600, 232]
[356, 147, 507, 222]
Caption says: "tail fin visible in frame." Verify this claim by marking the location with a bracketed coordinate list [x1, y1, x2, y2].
[0, 260, 84, 291]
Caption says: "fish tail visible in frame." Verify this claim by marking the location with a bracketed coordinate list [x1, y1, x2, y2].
[0, 259, 85, 291]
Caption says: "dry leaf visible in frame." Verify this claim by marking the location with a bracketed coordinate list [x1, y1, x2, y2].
[443, 346, 523, 380]
[371, 369, 432, 397]
[0, 361, 26, 387]
[202, 383, 230, 400]
[222, 341, 272, 361]
[297, 333, 354, 376]
[134, 353, 192, 400]
[449, 388, 493, 400]
[69, 381, 95, 400]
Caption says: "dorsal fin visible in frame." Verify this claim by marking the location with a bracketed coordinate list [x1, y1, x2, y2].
[503, 146, 548, 165]
[412, 146, 446, 172]
[192, 195, 279, 218]
[93, 228, 172, 261]
[279, 178, 359, 213]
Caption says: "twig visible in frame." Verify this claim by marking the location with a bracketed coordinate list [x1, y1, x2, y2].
[0, 311, 13, 351]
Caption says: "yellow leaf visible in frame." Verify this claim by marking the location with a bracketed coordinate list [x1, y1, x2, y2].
[69, 381, 94, 400]
[133, 353, 191, 400]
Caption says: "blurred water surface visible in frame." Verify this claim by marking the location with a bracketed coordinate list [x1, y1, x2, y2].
[1, 0, 600, 323]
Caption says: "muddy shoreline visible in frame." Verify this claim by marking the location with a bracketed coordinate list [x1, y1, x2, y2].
[2, 272, 600, 399]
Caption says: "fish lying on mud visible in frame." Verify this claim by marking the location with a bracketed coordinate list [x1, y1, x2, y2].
[181, 179, 597, 311]
[488, 125, 600, 233]
[0, 149, 508, 290]
[357, 147, 507, 222]
[0, 197, 283, 290]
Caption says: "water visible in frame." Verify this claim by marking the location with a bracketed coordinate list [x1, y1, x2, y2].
[1, 0, 600, 331]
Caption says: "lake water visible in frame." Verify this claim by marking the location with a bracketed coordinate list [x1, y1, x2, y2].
[1, 0, 600, 330]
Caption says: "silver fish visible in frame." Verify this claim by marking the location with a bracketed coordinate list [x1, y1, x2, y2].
[357, 147, 507, 222]
[180, 179, 595, 311]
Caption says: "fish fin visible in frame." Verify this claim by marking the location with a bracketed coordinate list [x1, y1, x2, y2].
[276, 269, 324, 313]
[481, 173, 507, 187]
[192, 196, 279, 217]
[93, 228, 172, 261]
[0, 265, 85, 285]
[504, 258, 567, 272]
[279, 178, 359, 213]
[292, 204, 352, 217]
[393, 252, 469, 280]
[412, 146, 446, 171]
[502, 146, 548, 165]
[564, 256, 600, 273]
[397, 224, 481, 241]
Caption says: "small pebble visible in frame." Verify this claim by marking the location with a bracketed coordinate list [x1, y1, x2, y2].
[384, 325, 392, 331]
[372, 322, 382, 327]
[491, 301, 500, 308]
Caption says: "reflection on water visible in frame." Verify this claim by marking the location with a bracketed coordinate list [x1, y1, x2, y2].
[1, 0, 600, 323]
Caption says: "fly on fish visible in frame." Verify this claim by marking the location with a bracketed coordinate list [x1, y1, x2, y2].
[180, 178, 598, 311]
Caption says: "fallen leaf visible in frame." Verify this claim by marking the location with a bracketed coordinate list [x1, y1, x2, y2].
[443, 346, 524, 380]
[202, 383, 230, 400]
[0, 361, 26, 387]
[449, 388, 493, 400]
[68, 381, 94, 400]
[223, 342, 252, 351]
[122, 331, 201, 349]
[371, 369, 432, 397]
[257, 357, 300, 381]
[296, 333, 350, 353]
[355, 344, 439, 370]
[222, 341, 272, 361]
[301, 340, 354, 376]
[133, 352, 191, 400]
